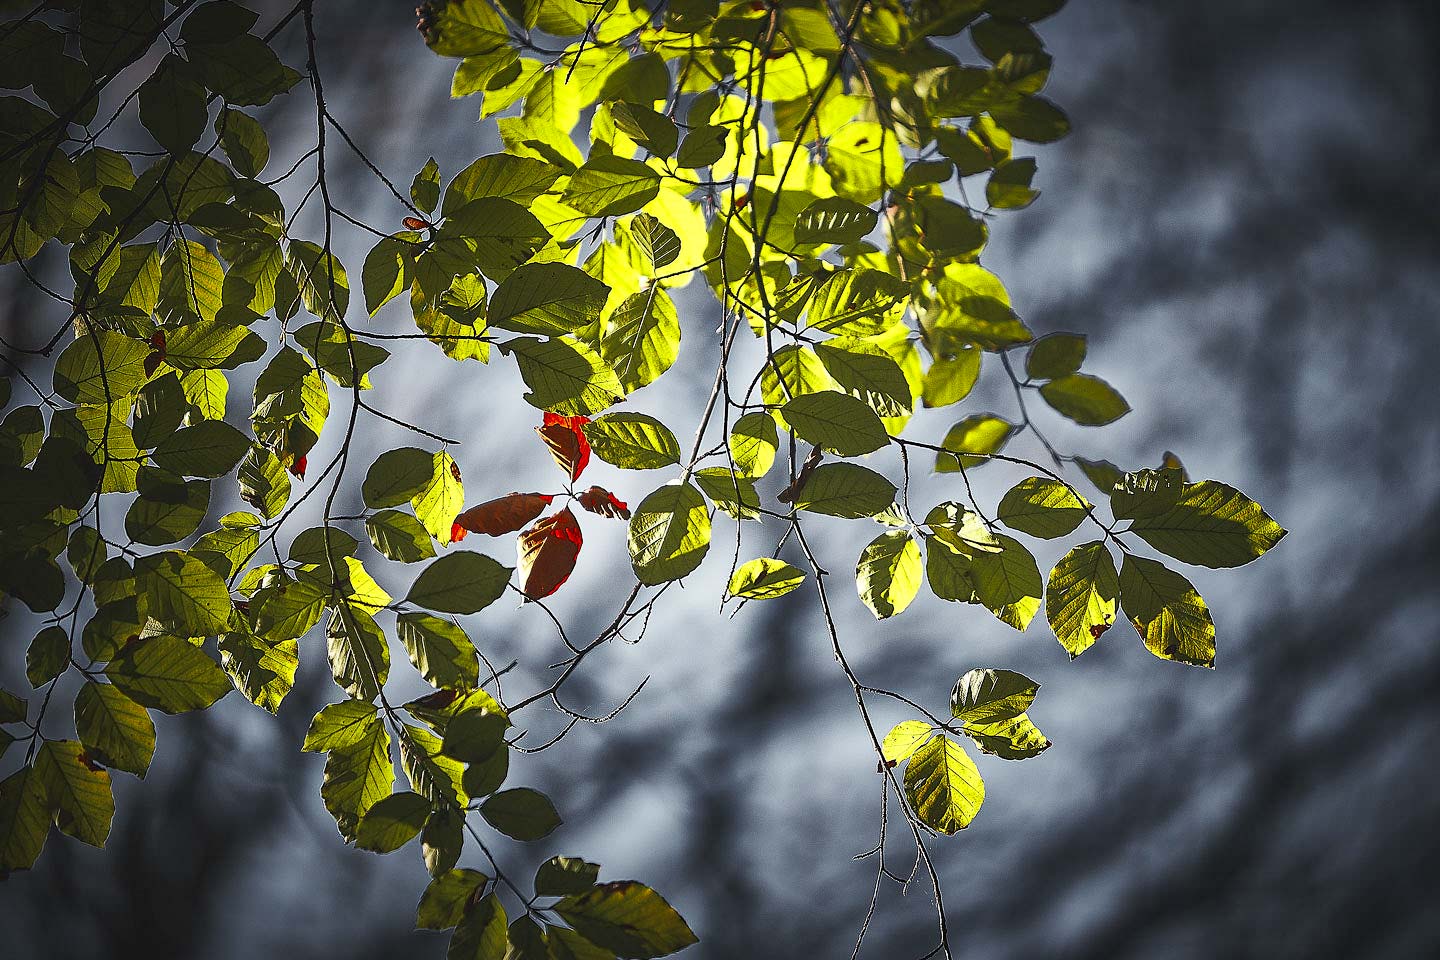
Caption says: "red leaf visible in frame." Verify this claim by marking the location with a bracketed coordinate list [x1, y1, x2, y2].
[403, 216, 430, 230]
[453, 492, 553, 537]
[576, 485, 630, 520]
[517, 508, 582, 600]
[289, 455, 307, 480]
[536, 413, 590, 482]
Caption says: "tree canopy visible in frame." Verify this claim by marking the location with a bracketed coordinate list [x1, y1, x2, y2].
[0, 1, 1285, 956]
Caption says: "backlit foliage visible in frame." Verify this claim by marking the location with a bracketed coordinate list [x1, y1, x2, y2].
[0, 1, 1285, 955]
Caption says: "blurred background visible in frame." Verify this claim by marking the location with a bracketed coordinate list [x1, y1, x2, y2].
[3, 1, 1439, 957]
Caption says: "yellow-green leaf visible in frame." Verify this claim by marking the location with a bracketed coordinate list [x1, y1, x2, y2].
[1127, 480, 1286, 568]
[903, 734, 984, 835]
[1045, 541, 1119, 658]
[727, 558, 805, 600]
[1120, 554, 1216, 668]
[856, 531, 923, 619]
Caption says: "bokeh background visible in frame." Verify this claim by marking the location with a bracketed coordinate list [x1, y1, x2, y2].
[3, 1, 1439, 957]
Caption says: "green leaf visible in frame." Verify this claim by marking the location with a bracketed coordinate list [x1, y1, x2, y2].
[814, 339, 913, 418]
[367, 510, 438, 563]
[401, 724, 468, 808]
[925, 502, 1002, 555]
[922, 352, 982, 408]
[925, 536, 976, 602]
[781, 390, 890, 457]
[1110, 467, 1186, 520]
[442, 707, 507, 764]
[934, 414, 1013, 471]
[481, 787, 560, 841]
[0, 767, 51, 873]
[625, 213, 681, 271]
[1025, 332, 1085, 380]
[138, 551, 234, 636]
[150, 420, 250, 477]
[131, 372, 187, 450]
[610, 101, 679, 157]
[217, 107, 269, 178]
[218, 631, 299, 714]
[950, 668, 1038, 724]
[1045, 541, 1119, 658]
[962, 714, 1051, 760]
[0, 689, 28, 724]
[419, 795, 462, 877]
[463, 745, 510, 802]
[363, 235, 415, 316]
[303, 701, 380, 752]
[53, 331, 149, 405]
[502, 336, 623, 416]
[74, 682, 154, 777]
[162, 319, 265, 371]
[727, 558, 805, 600]
[628, 482, 711, 585]
[803, 269, 908, 336]
[1120, 554, 1216, 668]
[692, 468, 760, 521]
[417, 868, 490, 930]
[406, 552, 512, 614]
[1127, 481, 1287, 568]
[398, 613, 479, 691]
[676, 124, 729, 168]
[1039, 373, 1130, 425]
[793, 197, 878, 246]
[289, 526, 359, 567]
[158, 239, 225, 324]
[325, 604, 390, 702]
[989, 95, 1071, 143]
[433, 197, 550, 281]
[25, 625, 69, 688]
[449, 892, 509, 960]
[728, 412, 778, 479]
[36, 740, 113, 847]
[105, 636, 232, 714]
[320, 715, 393, 838]
[903, 734, 984, 835]
[856, 531, 923, 619]
[250, 576, 327, 643]
[583, 413, 681, 469]
[489, 263, 609, 336]
[238, 446, 290, 518]
[186, 34, 301, 106]
[412, 451, 466, 547]
[287, 239, 350, 321]
[599, 288, 681, 395]
[364, 447, 438, 508]
[792, 463, 897, 519]
[562, 154, 662, 218]
[442, 154, 560, 217]
[986, 157, 1039, 209]
[967, 533, 1042, 630]
[555, 881, 698, 959]
[997, 477, 1091, 538]
[124, 474, 209, 546]
[355, 791, 430, 854]
[535, 856, 601, 897]
[139, 56, 207, 155]
[412, 157, 442, 214]
[882, 721, 936, 765]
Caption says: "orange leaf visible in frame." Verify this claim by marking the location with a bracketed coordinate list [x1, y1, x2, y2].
[453, 492, 553, 539]
[576, 485, 630, 520]
[517, 508, 583, 599]
[536, 412, 590, 481]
